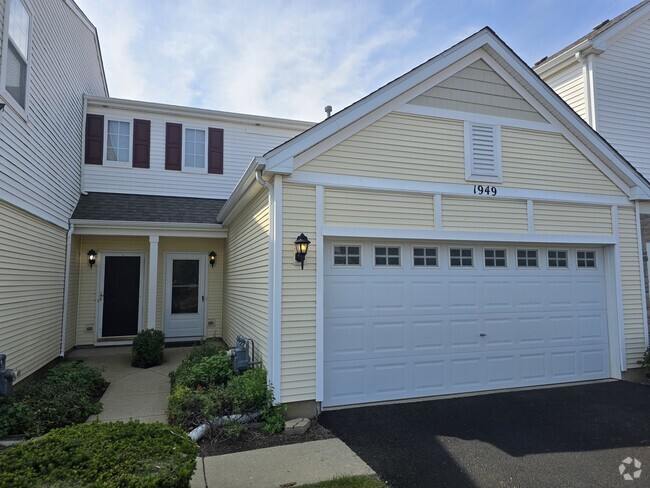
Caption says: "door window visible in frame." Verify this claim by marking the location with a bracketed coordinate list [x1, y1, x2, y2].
[171, 260, 199, 314]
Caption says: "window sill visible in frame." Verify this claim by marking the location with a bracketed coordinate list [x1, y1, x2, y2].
[0, 91, 29, 123]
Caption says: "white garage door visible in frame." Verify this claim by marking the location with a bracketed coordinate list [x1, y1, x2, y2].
[324, 241, 610, 407]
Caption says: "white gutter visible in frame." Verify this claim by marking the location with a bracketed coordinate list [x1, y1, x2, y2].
[218, 157, 268, 224]
[60, 223, 74, 357]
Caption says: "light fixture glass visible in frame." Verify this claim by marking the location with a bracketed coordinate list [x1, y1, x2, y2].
[209, 251, 217, 268]
[294, 233, 311, 270]
[87, 249, 97, 268]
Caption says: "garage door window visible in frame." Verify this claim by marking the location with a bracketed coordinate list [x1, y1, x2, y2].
[375, 246, 400, 266]
[548, 250, 568, 268]
[577, 250, 596, 268]
[450, 248, 473, 267]
[484, 249, 507, 268]
[517, 249, 538, 267]
[333, 245, 360, 266]
[413, 247, 438, 267]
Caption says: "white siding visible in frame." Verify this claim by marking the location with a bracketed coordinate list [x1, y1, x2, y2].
[83, 105, 305, 199]
[0, 201, 66, 380]
[223, 191, 270, 364]
[593, 18, 650, 178]
[543, 63, 587, 121]
[0, 0, 106, 227]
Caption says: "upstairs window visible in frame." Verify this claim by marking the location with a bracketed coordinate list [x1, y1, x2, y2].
[106, 120, 131, 163]
[184, 128, 206, 170]
[5, 0, 30, 109]
[464, 122, 501, 183]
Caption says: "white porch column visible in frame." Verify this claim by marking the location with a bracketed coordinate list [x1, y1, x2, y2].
[147, 235, 159, 330]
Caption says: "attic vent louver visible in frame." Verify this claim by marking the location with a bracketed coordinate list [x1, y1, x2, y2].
[464, 122, 502, 183]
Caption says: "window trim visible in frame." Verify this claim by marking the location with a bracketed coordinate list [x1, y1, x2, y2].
[103, 117, 133, 167]
[464, 121, 502, 183]
[516, 248, 539, 269]
[449, 247, 474, 268]
[412, 245, 439, 268]
[182, 125, 208, 173]
[373, 245, 402, 268]
[547, 249, 569, 269]
[332, 243, 362, 267]
[576, 249, 597, 269]
[0, 0, 33, 119]
[483, 248, 507, 268]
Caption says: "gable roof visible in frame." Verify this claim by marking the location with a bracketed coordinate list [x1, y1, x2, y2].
[534, 0, 650, 74]
[219, 27, 650, 223]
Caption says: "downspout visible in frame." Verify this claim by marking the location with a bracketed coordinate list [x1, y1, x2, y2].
[60, 223, 74, 357]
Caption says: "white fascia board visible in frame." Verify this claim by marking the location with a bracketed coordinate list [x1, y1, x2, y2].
[287, 170, 633, 207]
[486, 39, 650, 197]
[85, 96, 313, 131]
[217, 157, 266, 225]
[322, 226, 617, 245]
[263, 30, 495, 171]
[533, 40, 592, 76]
[71, 219, 227, 238]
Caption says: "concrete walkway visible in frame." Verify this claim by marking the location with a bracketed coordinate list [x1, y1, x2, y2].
[191, 438, 375, 488]
[68, 346, 190, 423]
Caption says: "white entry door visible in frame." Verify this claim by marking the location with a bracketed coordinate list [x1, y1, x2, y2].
[164, 253, 206, 339]
[323, 241, 610, 407]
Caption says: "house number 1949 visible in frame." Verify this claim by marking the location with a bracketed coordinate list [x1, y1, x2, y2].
[473, 185, 497, 196]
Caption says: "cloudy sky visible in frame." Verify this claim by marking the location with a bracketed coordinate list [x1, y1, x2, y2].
[76, 0, 639, 121]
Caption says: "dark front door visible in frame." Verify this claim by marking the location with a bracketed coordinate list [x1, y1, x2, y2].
[102, 256, 141, 337]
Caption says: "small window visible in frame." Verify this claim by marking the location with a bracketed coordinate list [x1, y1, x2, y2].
[465, 122, 502, 182]
[577, 250, 596, 268]
[333, 245, 360, 266]
[413, 247, 437, 267]
[548, 250, 568, 268]
[484, 249, 507, 268]
[5, 0, 30, 109]
[517, 249, 538, 268]
[375, 246, 400, 266]
[450, 248, 473, 267]
[106, 120, 131, 163]
[185, 128, 206, 169]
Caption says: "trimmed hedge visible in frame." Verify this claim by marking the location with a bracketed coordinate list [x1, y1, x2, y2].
[132, 329, 165, 368]
[0, 361, 108, 438]
[0, 421, 198, 488]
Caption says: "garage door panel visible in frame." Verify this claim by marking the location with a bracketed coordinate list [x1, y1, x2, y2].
[323, 241, 610, 407]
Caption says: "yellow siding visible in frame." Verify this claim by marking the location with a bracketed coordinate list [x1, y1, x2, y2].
[618, 206, 646, 368]
[76, 236, 149, 346]
[502, 128, 623, 195]
[442, 197, 528, 231]
[156, 238, 224, 339]
[64, 234, 80, 352]
[223, 191, 270, 364]
[325, 189, 435, 229]
[282, 184, 317, 403]
[408, 59, 547, 122]
[300, 113, 623, 197]
[534, 202, 612, 235]
[0, 201, 66, 381]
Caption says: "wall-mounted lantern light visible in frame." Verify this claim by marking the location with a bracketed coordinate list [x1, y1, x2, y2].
[209, 251, 217, 268]
[87, 249, 97, 268]
[294, 233, 311, 270]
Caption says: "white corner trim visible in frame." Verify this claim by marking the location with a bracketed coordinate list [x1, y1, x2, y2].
[434, 194, 442, 231]
[636, 202, 650, 348]
[147, 236, 159, 330]
[611, 206, 627, 370]
[265, 177, 275, 383]
[315, 185, 325, 402]
[271, 176, 283, 402]
[60, 223, 74, 356]
[527, 200, 535, 233]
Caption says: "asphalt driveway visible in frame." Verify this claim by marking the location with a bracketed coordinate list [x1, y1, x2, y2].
[320, 381, 650, 488]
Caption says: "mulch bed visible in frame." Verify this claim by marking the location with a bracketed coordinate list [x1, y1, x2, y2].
[199, 421, 335, 456]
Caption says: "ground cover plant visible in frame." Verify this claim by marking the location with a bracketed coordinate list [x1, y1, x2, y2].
[0, 421, 198, 488]
[0, 361, 108, 438]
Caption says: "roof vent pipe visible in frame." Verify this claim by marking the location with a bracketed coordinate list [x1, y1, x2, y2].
[324, 105, 332, 118]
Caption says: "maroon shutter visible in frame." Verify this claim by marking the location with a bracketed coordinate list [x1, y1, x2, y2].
[85, 114, 104, 165]
[208, 127, 224, 174]
[132, 119, 151, 168]
[165, 123, 182, 171]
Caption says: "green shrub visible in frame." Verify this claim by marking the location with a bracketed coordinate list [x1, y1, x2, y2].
[0, 421, 198, 488]
[261, 404, 286, 435]
[0, 361, 107, 438]
[132, 329, 165, 368]
[226, 368, 272, 414]
[168, 385, 227, 430]
[169, 341, 226, 386]
[172, 353, 232, 389]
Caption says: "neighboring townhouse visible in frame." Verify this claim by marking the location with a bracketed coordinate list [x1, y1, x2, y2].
[0, 0, 107, 381]
[67, 97, 311, 350]
[534, 0, 650, 321]
[219, 28, 650, 415]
